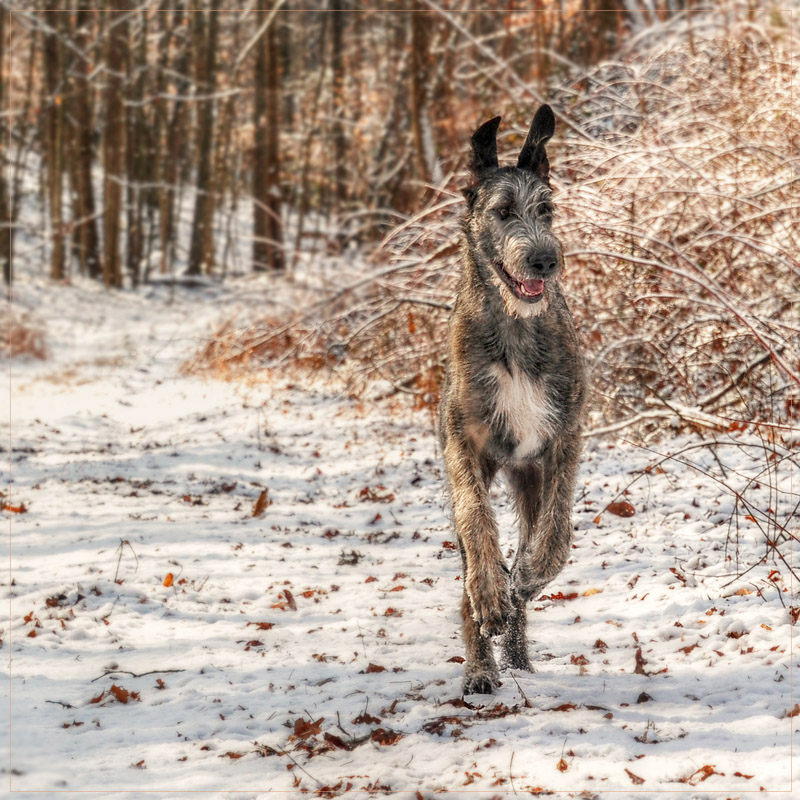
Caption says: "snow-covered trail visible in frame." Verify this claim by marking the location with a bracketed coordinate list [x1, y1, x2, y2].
[3, 276, 797, 797]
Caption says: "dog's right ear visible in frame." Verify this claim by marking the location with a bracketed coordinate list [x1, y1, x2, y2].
[470, 116, 501, 177]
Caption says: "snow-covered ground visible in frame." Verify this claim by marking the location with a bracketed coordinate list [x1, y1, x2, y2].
[3, 272, 798, 798]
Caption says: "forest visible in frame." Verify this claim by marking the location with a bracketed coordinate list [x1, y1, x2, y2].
[4, 1, 798, 436]
[4, 3, 800, 793]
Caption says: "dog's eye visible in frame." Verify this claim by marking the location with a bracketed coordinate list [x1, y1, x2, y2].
[539, 202, 554, 217]
[497, 207, 511, 220]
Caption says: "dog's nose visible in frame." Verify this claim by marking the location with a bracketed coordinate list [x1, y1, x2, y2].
[526, 251, 558, 276]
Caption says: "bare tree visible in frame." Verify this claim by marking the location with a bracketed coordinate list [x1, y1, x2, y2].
[252, 6, 284, 272]
[187, 0, 220, 276]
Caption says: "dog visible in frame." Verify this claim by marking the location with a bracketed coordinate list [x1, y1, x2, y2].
[439, 105, 586, 694]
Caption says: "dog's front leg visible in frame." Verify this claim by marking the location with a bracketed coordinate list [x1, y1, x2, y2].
[511, 438, 580, 603]
[444, 440, 510, 636]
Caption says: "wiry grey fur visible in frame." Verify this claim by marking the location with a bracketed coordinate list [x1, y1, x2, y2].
[439, 106, 586, 694]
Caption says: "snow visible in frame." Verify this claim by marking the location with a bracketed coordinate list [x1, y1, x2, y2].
[3, 271, 798, 798]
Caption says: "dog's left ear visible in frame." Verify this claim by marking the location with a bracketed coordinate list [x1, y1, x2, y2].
[470, 116, 501, 177]
[517, 104, 555, 183]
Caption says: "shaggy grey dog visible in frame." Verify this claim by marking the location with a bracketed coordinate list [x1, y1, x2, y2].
[439, 106, 586, 694]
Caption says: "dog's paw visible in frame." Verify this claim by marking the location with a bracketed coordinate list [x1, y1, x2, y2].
[463, 669, 500, 695]
[467, 565, 512, 637]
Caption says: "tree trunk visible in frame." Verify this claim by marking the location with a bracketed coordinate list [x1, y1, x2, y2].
[102, 5, 128, 288]
[126, 7, 147, 286]
[69, 3, 102, 280]
[252, 7, 284, 272]
[330, 1, 347, 210]
[0, 8, 11, 284]
[42, 11, 66, 280]
[158, 4, 188, 275]
[187, 0, 219, 276]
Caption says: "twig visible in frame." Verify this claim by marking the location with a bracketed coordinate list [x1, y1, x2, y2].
[91, 668, 186, 683]
[273, 744, 323, 787]
[46, 699, 74, 708]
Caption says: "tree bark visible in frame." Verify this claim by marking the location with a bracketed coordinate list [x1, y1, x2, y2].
[0, 8, 11, 284]
[187, 0, 220, 276]
[252, 6, 284, 272]
[329, 1, 347, 210]
[42, 10, 66, 280]
[69, 3, 102, 280]
[102, 5, 128, 288]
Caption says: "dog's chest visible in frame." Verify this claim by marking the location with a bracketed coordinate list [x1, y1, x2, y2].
[489, 363, 555, 459]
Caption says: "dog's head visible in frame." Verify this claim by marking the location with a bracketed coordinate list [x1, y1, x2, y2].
[463, 106, 562, 318]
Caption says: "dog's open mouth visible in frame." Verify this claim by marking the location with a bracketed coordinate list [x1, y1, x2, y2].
[493, 261, 545, 303]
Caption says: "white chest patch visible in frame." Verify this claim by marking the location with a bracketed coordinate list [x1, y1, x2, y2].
[490, 364, 556, 459]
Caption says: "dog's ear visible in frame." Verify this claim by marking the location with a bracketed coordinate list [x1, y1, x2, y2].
[470, 116, 501, 177]
[517, 104, 555, 182]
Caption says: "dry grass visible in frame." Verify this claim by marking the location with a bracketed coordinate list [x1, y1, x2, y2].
[190, 6, 799, 440]
[2, 310, 47, 360]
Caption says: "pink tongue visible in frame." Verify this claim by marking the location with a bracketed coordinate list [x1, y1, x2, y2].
[519, 278, 544, 297]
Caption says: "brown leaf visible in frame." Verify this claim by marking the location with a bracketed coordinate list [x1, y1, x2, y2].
[90, 691, 105, 704]
[547, 703, 577, 712]
[370, 727, 402, 746]
[2, 502, 28, 514]
[247, 621, 275, 630]
[292, 717, 323, 740]
[606, 501, 635, 517]
[163, 572, 174, 588]
[786, 704, 800, 718]
[447, 655, 465, 663]
[323, 732, 353, 751]
[363, 663, 386, 674]
[625, 768, 645, 785]
[570, 654, 589, 666]
[556, 758, 568, 772]
[220, 751, 244, 759]
[109, 684, 140, 704]
[252, 489, 268, 517]
[633, 647, 648, 675]
[680, 764, 723, 785]
[284, 589, 297, 611]
[352, 712, 381, 725]
[733, 771, 754, 779]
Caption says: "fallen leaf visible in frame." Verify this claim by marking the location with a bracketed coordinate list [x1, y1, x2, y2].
[370, 728, 402, 745]
[220, 752, 244, 759]
[625, 768, 645, 785]
[734, 771, 754, 779]
[252, 489, 268, 518]
[606, 500, 636, 517]
[323, 732, 354, 751]
[292, 717, 323, 740]
[163, 572, 174, 588]
[582, 587, 603, 596]
[633, 647, 648, 675]
[352, 712, 381, 725]
[556, 758, 568, 772]
[363, 663, 386, 674]
[570, 654, 589, 666]
[247, 621, 275, 630]
[680, 764, 723, 785]
[547, 703, 577, 712]
[2, 502, 28, 514]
